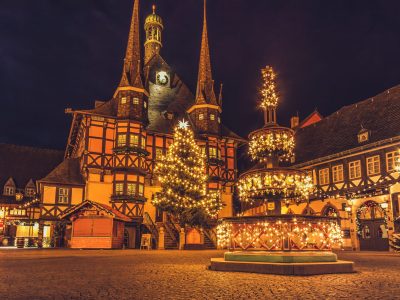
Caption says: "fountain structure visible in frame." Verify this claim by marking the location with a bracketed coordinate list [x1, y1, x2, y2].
[209, 67, 354, 275]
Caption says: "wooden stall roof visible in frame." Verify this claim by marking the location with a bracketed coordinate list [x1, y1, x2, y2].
[60, 200, 132, 222]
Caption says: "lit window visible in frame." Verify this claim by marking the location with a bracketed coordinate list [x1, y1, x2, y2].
[127, 183, 136, 196]
[318, 168, 330, 185]
[349, 160, 361, 179]
[367, 155, 380, 176]
[200, 146, 206, 156]
[210, 114, 215, 120]
[155, 148, 163, 160]
[133, 98, 139, 104]
[199, 114, 204, 120]
[386, 151, 400, 173]
[218, 117, 221, 123]
[141, 136, 146, 148]
[332, 165, 343, 183]
[117, 134, 127, 147]
[138, 184, 144, 196]
[4, 186, 15, 196]
[121, 97, 127, 104]
[58, 188, 69, 204]
[209, 147, 219, 159]
[144, 101, 147, 108]
[129, 134, 139, 147]
[115, 183, 124, 195]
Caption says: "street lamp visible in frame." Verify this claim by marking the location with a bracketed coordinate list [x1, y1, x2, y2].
[380, 201, 389, 210]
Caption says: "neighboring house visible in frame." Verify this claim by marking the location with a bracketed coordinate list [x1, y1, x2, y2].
[245, 85, 400, 251]
[0, 144, 63, 246]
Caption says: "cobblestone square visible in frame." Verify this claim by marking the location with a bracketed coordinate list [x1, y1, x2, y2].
[0, 250, 399, 300]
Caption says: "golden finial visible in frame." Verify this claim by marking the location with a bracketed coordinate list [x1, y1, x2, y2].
[152, 4, 156, 14]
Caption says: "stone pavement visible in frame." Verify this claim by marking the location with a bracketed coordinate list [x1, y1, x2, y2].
[0, 249, 399, 300]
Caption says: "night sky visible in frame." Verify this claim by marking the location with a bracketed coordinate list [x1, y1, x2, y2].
[1, 0, 400, 150]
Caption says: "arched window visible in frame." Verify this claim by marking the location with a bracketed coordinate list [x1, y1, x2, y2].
[358, 200, 385, 220]
[321, 205, 339, 217]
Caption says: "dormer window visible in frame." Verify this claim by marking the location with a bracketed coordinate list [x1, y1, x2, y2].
[121, 97, 127, 104]
[358, 128, 369, 143]
[210, 114, 215, 121]
[199, 114, 204, 120]
[4, 186, 15, 196]
[133, 98, 139, 104]
[25, 188, 35, 197]
[4, 178, 16, 196]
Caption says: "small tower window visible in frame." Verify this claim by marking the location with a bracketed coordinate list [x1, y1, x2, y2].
[127, 183, 136, 196]
[210, 114, 215, 120]
[218, 117, 221, 123]
[144, 101, 147, 108]
[129, 134, 139, 147]
[115, 183, 124, 195]
[121, 97, 127, 104]
[133, 98, 139, 104]
[199, 114, 204, 120]
[117, 134, 127, 147]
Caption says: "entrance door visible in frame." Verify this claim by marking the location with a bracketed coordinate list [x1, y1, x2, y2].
[358, 201, 389, 251]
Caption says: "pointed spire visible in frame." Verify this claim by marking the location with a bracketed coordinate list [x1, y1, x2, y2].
[119, 0, 143, 88]
[218, 83, 223, 106]
[195, 0, 217, 105]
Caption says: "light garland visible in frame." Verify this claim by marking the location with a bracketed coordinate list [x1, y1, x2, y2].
[260, 66, 279, 109]
[248, 128, 295, 162]
[237, 169, 313, 203]
[217, 217, 343, 251]
[355, 201, 388, 237]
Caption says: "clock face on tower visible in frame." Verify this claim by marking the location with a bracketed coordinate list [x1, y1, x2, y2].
[156, 71, 169, 86]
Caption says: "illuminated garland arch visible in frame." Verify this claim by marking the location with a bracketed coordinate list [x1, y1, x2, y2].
[355, 200, 388, 237]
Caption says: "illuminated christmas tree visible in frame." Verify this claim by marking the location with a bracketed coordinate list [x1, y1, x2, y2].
[260, 66, 279, 109]
[153, 120, 223, 227]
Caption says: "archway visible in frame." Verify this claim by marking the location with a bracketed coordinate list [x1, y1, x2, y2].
[321, 204, 339, 217]
[357, 200, 388, 251]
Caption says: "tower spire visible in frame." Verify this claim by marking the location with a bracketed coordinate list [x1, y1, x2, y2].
[195, 0, 217, 105]
[119, 0, 143, 88]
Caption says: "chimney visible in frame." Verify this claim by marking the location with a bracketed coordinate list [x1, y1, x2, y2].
[291, 115, 300, 129]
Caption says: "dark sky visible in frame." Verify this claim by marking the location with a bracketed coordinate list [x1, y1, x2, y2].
[1, 0, 400, 150]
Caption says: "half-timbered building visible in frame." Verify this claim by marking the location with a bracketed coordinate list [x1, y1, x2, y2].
[31, 0, 243, 249]
[245, 85, 400, 251]
[0, 144, 63, 247]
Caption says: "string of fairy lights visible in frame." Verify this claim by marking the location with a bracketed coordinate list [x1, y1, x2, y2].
[237, 66, 314, 204]
[217, 219, 343, 251]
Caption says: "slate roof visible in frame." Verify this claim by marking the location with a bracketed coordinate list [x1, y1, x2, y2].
[295, 85, 400, 164]
[71, 54, 243, 142]
[0, 144, 64, 189]
[60, 200, 132, 222]
[40, 158, 85, 185]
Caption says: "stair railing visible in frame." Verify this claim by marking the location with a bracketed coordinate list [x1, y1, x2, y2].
[204, 227, 218, 247]
[143, 212, 159, 247]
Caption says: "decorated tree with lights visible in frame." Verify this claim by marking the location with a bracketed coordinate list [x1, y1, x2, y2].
[152, 120, 223, 228]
